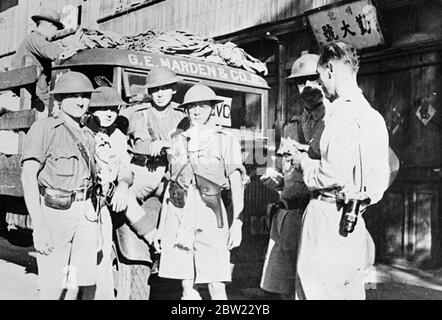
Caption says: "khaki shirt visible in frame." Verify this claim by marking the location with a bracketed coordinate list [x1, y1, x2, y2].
[12, 31, 62, 105]
[122, 102, 186, 155]
[170, 126, 245, 189]
[21, 114, 96, 191]
[277, 104, 325, 200]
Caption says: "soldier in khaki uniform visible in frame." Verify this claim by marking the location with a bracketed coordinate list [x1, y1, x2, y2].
[21, 71, 98, 300]
[85, 86, 134, 300]
[12, 8, 74, 109]
[122, 67, 187, 242]
[154, 85, 246, 300]
[260, 54, 326, 299]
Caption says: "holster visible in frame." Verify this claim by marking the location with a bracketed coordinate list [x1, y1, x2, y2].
[168, 180, 187, 208]
[195, 174, 224, 228]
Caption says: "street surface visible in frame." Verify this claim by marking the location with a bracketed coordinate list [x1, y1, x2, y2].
[1, 233, 442, 300]
[0, 232, 37, 300]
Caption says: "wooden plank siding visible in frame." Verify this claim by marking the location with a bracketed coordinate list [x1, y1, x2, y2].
[0, 0, 100, 69]
[97, 0, 340, 38]
[0, 6, 17, 66]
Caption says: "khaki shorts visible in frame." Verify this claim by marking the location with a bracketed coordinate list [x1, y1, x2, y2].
[130, 164, 166, 200]
[158, 185, 231, 284]
[260, 208, 302, 294]
[37, 199, 98, 299]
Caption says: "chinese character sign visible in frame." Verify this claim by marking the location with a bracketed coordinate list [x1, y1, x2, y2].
[307, 0, 385, 49]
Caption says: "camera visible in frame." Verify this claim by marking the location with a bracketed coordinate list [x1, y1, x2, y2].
[341, 199, 362, 233]
[339, 194, 371, 234]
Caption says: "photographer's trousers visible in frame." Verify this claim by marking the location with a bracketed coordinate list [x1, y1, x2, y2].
[295, 199, 375, 300]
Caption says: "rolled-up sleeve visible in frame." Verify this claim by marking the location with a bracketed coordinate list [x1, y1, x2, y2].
[21, 119, 48, 165]
[222, 133, 246, 177]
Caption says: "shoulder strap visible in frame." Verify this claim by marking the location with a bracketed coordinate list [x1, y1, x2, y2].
[62, 122, 97, 183]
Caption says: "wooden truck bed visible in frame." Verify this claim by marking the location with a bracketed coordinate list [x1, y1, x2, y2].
[0, 65, 39, 198]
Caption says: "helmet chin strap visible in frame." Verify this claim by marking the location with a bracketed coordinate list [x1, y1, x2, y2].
[187, 107, 214, 127]
[203, 112, 213, 126]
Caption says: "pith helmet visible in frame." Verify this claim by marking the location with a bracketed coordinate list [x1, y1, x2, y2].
[287, 53, 320, 79]
[145, 67, 178, 89]
[89, 86, 127, 108]
[49, 71, 97, 95]
[31, 8, 64, 30]
[179, 84, 224, 109]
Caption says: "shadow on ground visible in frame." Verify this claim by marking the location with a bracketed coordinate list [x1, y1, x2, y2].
[0, 231, 37, 275]
[367, 283, 442, 300]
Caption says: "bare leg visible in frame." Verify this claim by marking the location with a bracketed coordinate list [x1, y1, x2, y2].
[208, 282, 227, 300]
[182, 279, 201, 300]
[63, 287, 80, 300]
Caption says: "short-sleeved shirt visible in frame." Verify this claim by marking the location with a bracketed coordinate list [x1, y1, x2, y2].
[277, 104, 325, 200]
[21, 114, 96, 191]
[94, 128, 132, 185]
[170, 126, 245, 189]
[12, 31, 62, 104]
[122, 102, 186, 155]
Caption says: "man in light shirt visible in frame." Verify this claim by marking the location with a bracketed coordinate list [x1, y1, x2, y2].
[291, 41, 390, 300]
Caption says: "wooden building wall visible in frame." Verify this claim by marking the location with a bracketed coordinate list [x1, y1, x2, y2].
[0, 5, 17, 69]
[359, 1, 442, 267]
[97, 0, 339, 37]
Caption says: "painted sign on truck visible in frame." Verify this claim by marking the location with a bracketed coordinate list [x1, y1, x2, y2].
[126, 53, 267, 87]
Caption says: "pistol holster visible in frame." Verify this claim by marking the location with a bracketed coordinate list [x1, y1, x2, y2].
[195, 174, 224, 228]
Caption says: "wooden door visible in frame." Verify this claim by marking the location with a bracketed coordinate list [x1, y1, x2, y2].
[360, 47, 442, 267]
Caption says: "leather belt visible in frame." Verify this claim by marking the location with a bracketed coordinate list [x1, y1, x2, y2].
[131, 153, 168, 167]
[39, 186, 93, 202]
[311, 193, 337, 204]
[283, 197, 310, 210]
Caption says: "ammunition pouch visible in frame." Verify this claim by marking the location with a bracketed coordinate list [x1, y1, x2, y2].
[168, 180, 187, 208]
[195, 174, 224, 228]
[39, 186, 92, 210]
